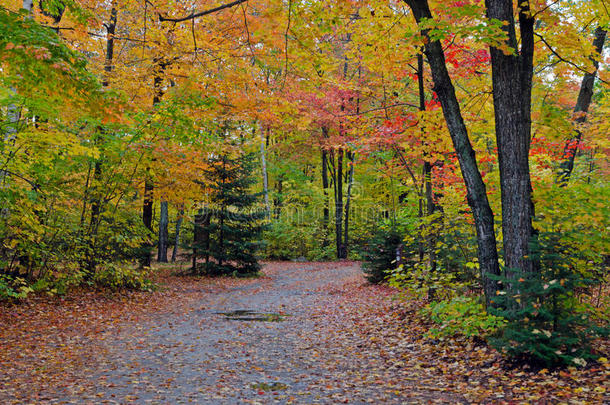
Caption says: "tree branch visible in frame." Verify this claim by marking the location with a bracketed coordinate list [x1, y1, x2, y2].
[535, 32, 609, 85]
[158, 0, 248, 23]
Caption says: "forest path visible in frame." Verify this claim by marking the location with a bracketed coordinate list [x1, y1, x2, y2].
[1, 262, 464, 404]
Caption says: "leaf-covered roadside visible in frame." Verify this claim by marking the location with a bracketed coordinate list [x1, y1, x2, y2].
[311, 280, 610, 404]
[0, 266, 259, 403]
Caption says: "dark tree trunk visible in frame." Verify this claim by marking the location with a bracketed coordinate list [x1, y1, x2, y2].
[558, 26, 607, 184]
[141, 177, 154, 267]
[193, 209, 211, 272]
[193, 211, 202, 271]
[404, 0, 501, 302]
[85, 4, 117, 274]
[218, 158, 226, 268]
[260, 125, 270, 218]
[485, 0, 536, 281]
[141, 60, 167, 267]
[171, 208, 183, 262]
[85, 159, 103, 275]
[334, 148, 345, 259]
[321, 150, 330, 227]
[417, 52, 437, 298]
[102, 5, 117, 88]
[417, 53, 427, 265]
[343, 151, 354, 257]
[274, 177, 283, 219]
[321, 128, 330, 248]
[157, 200, 169, 262]
[203, 210, 211, 265]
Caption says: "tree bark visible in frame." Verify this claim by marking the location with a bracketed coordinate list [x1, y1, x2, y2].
[171, 208, 183, 262]
[274, 176, 283, 219]
[321, 128, 330, 248]
[485, 0, 536, 281]
[141, 177, 154, 267]
[418, 53, 438, 291]
[144, 60, 166, 267]
[558, 26, 607, 184]
[1, 0, 33, 212]
[334, 149, 345, 259]
[404, 0, 500, 302]
[157, 200, 169, 262]
[86, 3, 117, 274]
[343, 151, 354, 258]
[218, 158, 226, 268]
[260, 126, 270, 218]
[192, 211, 202, 272]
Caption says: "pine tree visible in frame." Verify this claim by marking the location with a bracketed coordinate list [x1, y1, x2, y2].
[193, 153, 266, 276]
[488, 231, 609, 367]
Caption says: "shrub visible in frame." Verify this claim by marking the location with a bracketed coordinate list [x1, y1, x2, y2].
[421, 296, 506, 339]
[0, 274, 32, 300]
[93, 263, 154, 291]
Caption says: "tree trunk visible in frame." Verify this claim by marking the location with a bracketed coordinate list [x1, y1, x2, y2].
[485, 0, 536, 281]
[274, 176, 283, 219]
[193, 211, 202, 272]
[404, 0, 501, 302]
[260, 126, 270, 218]
[157, 200, 169, 262]
[203, 209, 211, 265]
[558, 26, 607, 184]
[218, 157, 227, 268]
[417, 53, 427, 265]
[343, 151, 354, 258]
[85, 3, 117, 274]
[142, 60, 166, 267]
[321, 128, 330, 248]
[171, 208, 183, 262]
[321, 150, 330, 247]
[418, 52, 438, 297]
[334, 148, 345, 259]
[1, 0, 32, 218]
[141, 177, 154, 267]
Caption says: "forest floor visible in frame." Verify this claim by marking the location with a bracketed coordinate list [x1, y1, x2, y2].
[0, 261, 608, 404]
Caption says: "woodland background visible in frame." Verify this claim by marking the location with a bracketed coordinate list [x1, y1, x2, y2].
[0, 0, 609, 369]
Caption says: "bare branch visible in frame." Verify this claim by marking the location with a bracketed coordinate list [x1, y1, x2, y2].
[159, 0, 248, 23]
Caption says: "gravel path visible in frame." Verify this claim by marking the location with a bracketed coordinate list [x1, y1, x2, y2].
[5, 262, 462, 404]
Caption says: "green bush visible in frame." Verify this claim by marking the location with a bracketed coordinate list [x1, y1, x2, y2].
[93, 263, 154, 291]
[422, 296, 506, 339]
[0, 274, 32, 300]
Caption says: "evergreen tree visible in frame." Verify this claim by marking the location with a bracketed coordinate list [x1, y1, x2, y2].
[193, 153, 266, 276]
[489, 231, 609, 367]
[360, 227, 403, 284]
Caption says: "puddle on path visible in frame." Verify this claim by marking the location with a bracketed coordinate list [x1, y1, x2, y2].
[251, 382, 289, 391]
[216, 310, 288, 322]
